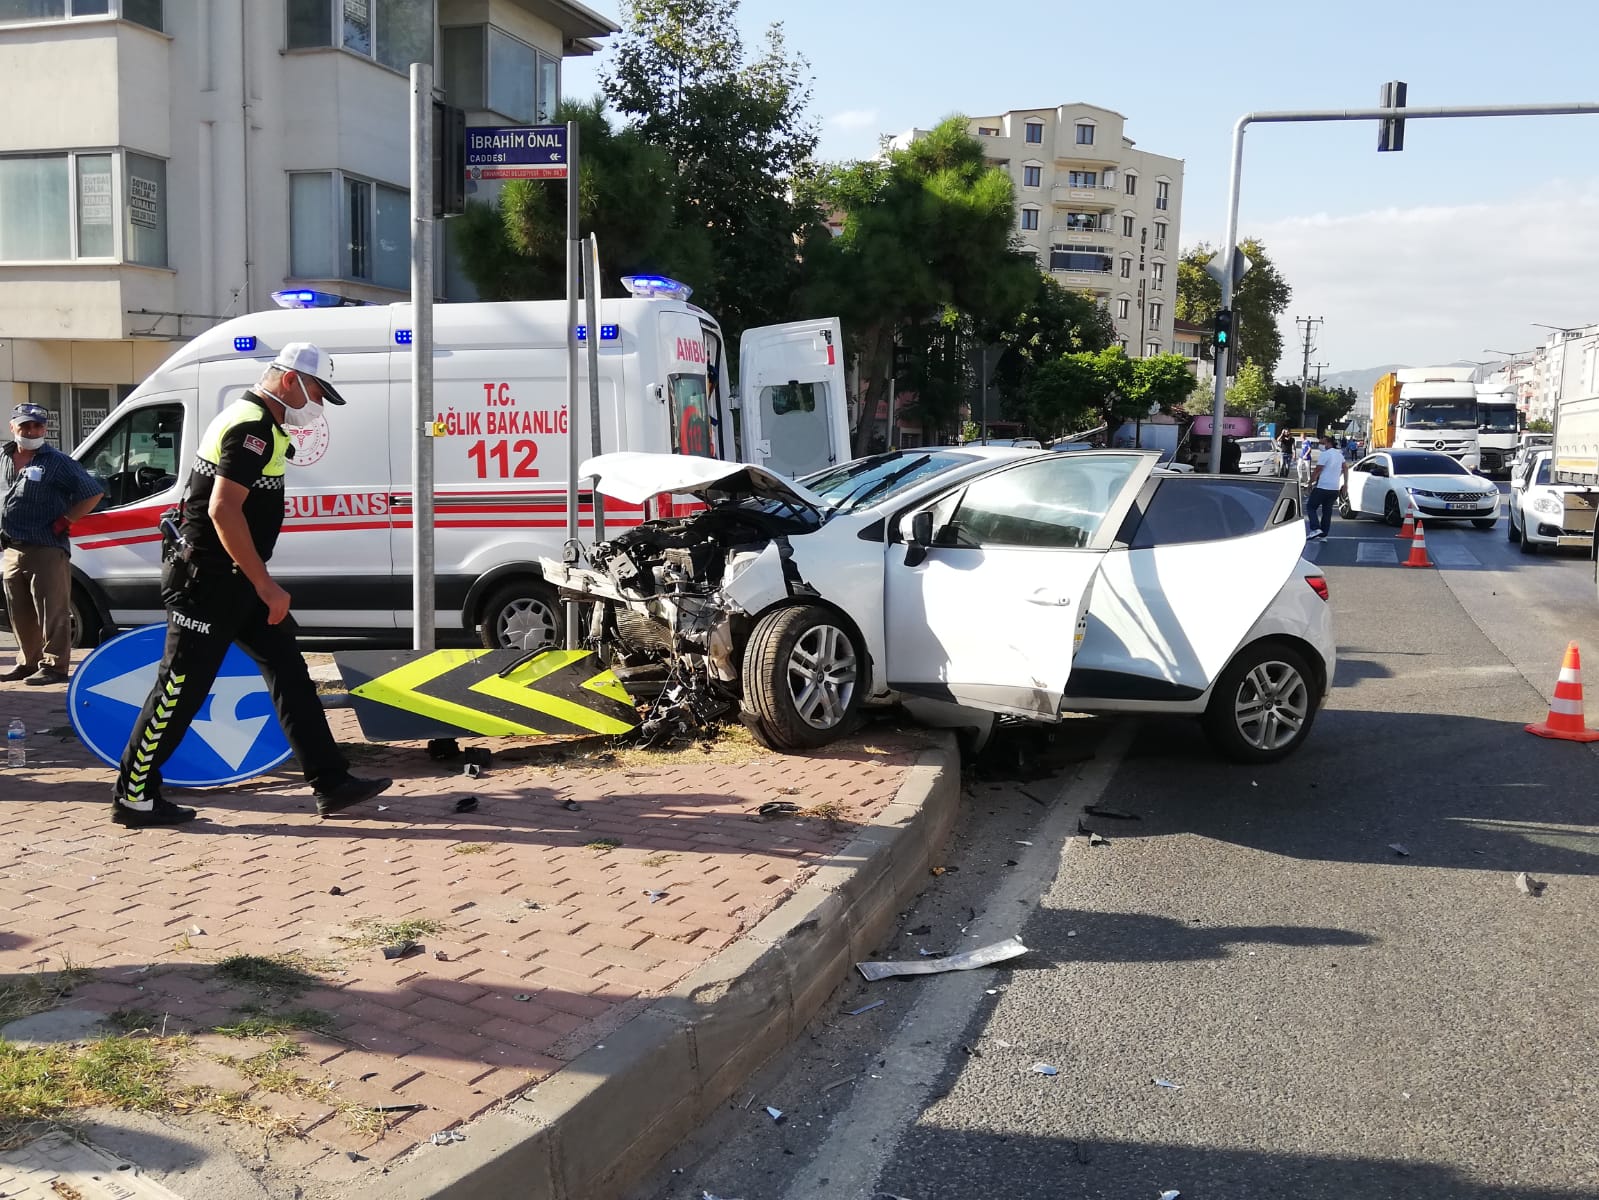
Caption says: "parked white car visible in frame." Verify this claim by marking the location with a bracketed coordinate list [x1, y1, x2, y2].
[1236, 436, 1284, 476]
[1508, 449, 1588, 554]
[1339, 449, 1500, 528]
[544, 448, 1336, 763]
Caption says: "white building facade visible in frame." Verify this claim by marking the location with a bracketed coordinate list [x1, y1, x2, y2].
[964, 104, 1183, 357]
[0, 0, 617, 447]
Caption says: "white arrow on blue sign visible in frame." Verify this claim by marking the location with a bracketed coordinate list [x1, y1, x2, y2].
[68, 624, 292, 787]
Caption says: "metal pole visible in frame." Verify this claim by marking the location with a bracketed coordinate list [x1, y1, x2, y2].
[409, 63, 435, 653]
[1300, 321, 1312, 430]
[563, 120, 581, 650]
[1208, 98, 1599, 477]
[980, 349, 988, 443]
[583, 233, 604, 543]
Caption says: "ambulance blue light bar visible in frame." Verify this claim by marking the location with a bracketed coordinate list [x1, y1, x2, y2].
[395, 329, 412, 345]
[233, 336, 258, 352]
[270, 288, 367, 309]
[574, 324, 621, 342]
[620, 275, 693, 301]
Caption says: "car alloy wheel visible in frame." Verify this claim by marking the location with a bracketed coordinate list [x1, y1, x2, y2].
[743, 604, 866, 751]
[1232, 659, 1310, 753]
[785, 623, 858, 730]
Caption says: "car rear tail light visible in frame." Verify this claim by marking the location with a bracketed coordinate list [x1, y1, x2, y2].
[1305, 574, 1329, 602]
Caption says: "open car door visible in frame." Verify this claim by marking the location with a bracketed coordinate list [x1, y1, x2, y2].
[883, 452, 1157, 720]
[737, 318, 848, 478]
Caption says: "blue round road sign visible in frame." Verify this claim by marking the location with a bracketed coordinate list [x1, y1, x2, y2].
[68, 624, 293, 788]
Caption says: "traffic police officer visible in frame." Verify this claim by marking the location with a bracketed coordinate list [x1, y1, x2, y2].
[111, 343, 391, 828]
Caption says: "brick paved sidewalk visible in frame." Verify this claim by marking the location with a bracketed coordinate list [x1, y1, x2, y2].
[0, 680, 921, 1187]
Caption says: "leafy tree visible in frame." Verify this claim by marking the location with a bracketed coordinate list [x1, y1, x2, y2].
[1127, 354, 1197, 417]
[1270, 382, 1357, 428]
[1226, 360, 1273, 417]
[1529, 417, 1554, 434]
[799, 117, 1039, 454]
[451, 98, 711, 300]
[1175, 238, 1293, 379]
[985, 276, 1116, 408]
[603, 0, 819, 345]
[1021, 354, 1104, 438]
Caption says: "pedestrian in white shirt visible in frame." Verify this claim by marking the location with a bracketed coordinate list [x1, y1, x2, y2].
[1304, 434, 1348, 540]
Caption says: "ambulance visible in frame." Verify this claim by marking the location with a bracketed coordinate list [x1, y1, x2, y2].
[60, 279, 847, 650]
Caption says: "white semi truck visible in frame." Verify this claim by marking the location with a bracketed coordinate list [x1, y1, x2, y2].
[1371, 366, 1482, 469]
[1548, 328, 1599, 569]
[1474, 386, 1523, 478]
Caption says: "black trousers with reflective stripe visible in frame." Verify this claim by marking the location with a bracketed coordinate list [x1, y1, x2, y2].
[114, 559, 347, 803]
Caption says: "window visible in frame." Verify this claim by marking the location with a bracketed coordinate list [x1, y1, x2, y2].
[1022, 164, 1041, 188]
[1116, 298, 1130, 320]
[1049, 249, 1109, 273]
[1121, 214, 1134, 238]
[289, 170, 410, 289]
[1024, 121, 1044, 144]
[1156, 180, 1170, 210]
[1149, 302, 1163, 326]
[1128, 479, 1283, 548]
[442, 24, 561, 122]
[1145, 341, 1161, 357]
[0, 0, 158, 25]
[1075, 123, 1094, 145]
[668, 374, 714, 458]
[977, 126, 1000, 136]
[1124, 173, 1137, 196]
[1020, 208, 1039, 231]
[1151, 262, 1165, 289]
[82, 402, 184, 509]
[943, 455, 1144, 550]
[287, 0, 433, 73]
[0, 150, 163, 264]
[1120, 257, 1132, 279]
[1154, 221, 1167, 250]
[1067, 170, 1097, 188]
[1064, 212, 1099, 232]
[26, 383, 63, 447]
[72, 386, 112, 445]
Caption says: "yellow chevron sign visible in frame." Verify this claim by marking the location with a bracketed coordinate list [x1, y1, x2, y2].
[348, 649, 637, 737]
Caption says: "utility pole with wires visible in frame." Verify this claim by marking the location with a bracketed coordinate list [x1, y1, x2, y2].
[1312, 362, 1329, 387]
[1296, 316, 1324, 429]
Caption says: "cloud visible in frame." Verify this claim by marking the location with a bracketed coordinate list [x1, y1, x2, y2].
[826, 108, 880, 131]
[1256, 181, 1599, 374]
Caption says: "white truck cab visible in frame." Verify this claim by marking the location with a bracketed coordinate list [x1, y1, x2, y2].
[61, 291, 846, 649]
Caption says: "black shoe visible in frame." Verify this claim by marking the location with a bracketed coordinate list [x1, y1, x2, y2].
[112, 796, 198, 828]
[315, 775, 392, 818]
[1, 664, 38, 682]
[24, 668, 69, 687]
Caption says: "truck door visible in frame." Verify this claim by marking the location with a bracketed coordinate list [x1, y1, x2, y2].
[738, 318, 848, 477]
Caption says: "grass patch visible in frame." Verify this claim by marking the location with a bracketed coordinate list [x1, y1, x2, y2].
[450, 843, 490, 856]
[337, 918, 446, 950]
[585, 838, 621, 853]
[0, 1036, 175, 1146]
[106, 1008, 160, 1035]
[212, 954, 323, 998]
[0, 960, 90, 1026]
[799, 801, 854, 829]
[641, 853, 677, 868]
[214, 1006, 336, 1039]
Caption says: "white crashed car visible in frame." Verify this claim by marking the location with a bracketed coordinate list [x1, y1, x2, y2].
[1508, 450, 1588, 554]
[1339, 448, 1500, 528]
[544, 449, 1336, 763]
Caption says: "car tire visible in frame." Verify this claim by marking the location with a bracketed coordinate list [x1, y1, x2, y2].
[1203, 640, 1320, 764]
[1520, 528, 1538, 555]
[742, 604, 864, 752]
[479, 580, 563, 652]
[1336, 491, 1356, 519]
[1383, 491, 1403, 527]
[1508, 511, 1521, 543]
[71, 586, 104, 649]
[1472, 517, 1497, 530]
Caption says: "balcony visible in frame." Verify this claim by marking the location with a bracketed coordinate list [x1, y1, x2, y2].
[1050, 185, 1116, 210]
[1052, 219, 1113, 237]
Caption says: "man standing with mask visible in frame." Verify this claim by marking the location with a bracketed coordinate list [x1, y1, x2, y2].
[2, 402, 106, 685]
[111, 344, 390, 828]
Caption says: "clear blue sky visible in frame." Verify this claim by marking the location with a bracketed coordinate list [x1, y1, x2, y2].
[565, 0, 1599, 376]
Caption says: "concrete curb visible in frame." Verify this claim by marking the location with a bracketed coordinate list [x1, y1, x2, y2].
[370, 733, 961, 1200]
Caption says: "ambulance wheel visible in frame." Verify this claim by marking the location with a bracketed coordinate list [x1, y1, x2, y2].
[71, 586, 105, 649]
[480, 582, 562, 652]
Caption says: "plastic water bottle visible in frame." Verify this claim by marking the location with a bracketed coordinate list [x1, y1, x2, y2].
[7, 719, 24, 767]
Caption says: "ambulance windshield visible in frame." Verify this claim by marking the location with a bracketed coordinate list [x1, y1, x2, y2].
[668, 374, 716, 459]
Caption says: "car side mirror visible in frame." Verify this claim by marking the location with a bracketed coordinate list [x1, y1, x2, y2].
[900, 510, 935, 567]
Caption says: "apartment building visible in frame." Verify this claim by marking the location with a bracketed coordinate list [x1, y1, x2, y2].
[966, 104, 1183, 357]
[0, 0, 617, 447]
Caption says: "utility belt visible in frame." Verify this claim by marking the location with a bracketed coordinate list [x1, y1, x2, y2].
[158, 507, 242, 578]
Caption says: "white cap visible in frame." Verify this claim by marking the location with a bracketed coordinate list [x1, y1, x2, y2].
[269, 342, 346, 405]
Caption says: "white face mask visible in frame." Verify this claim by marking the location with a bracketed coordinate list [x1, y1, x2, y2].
[16, 435, 45, 451]
[283, 376, 324, 428]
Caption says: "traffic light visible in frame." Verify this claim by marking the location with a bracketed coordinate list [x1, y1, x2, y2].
[1378, 80, 1407, 153]
[1213, 308, 1234, 352]
[432, 101, 467, 217]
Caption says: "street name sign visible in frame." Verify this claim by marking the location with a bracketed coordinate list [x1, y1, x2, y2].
[466, 125, 569, 181]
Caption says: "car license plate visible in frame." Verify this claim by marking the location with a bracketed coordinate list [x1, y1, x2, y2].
[1447, 502, 1478, 511]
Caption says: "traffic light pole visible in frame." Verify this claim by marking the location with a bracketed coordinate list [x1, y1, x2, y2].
[1207, 98, 1599, 476]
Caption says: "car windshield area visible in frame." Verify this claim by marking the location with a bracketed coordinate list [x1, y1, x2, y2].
[1389, 451, 1470, 477]
[1404, 402, 1478, 430]
[801, 450, 980, 515]
[1479, 407, 1520, 432]
[1237, 439, 1274, 454]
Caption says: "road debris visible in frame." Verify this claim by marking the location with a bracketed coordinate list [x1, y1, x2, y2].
[856, 936, 1029, 982]
[1088, 832, 1109, 847]
[329, 886, 343, 896]
[462, 747, 493, 769]
[754, 800, 802, 820]
[189, 925, 205, 936]
[1032, 1063, 1059, 1076]
[374, 1103, 426, 1113]
[916, 948, 946, 958]
[381, 940, 422, 961]
[846, 1000, 886, 1016]
[1515, 871, 1547, 897]
[359, 1072, 378, 1082]
[434, 950, 449, 962]
[454, 795, 479, 813]
[561, 799, 582, 812]
[701, 1192, 745, 1200]
[764, 1106, 786, 1123]
[644, 889, 669, 903]
[910, 924, 932, 936]
[1084, 805, 1140, 820]
[426, 738, 460, 760]
[462, 762, 483, 779]
[1160, 1192, 1182, 1200]
[1153, 1078, 1183, 1090]
[429, 1129, 467, 1146]
[513, 993, 533, 1002]
[821, 1075, 856, 1093]
[1389, 843, 1410, 857]
[1015, 840, 1034, 846]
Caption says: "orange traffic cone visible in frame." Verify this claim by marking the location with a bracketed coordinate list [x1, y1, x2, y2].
[1402, 519, 1432, 567]
[1526, 642, 1599, 743]
[1396, 489, 1418, 540]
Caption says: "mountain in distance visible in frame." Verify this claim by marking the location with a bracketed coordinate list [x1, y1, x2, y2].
[1318, 361, 1484, 399]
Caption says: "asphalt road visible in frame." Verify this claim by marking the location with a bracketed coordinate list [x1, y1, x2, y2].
[633, 504, 1599, 1200]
